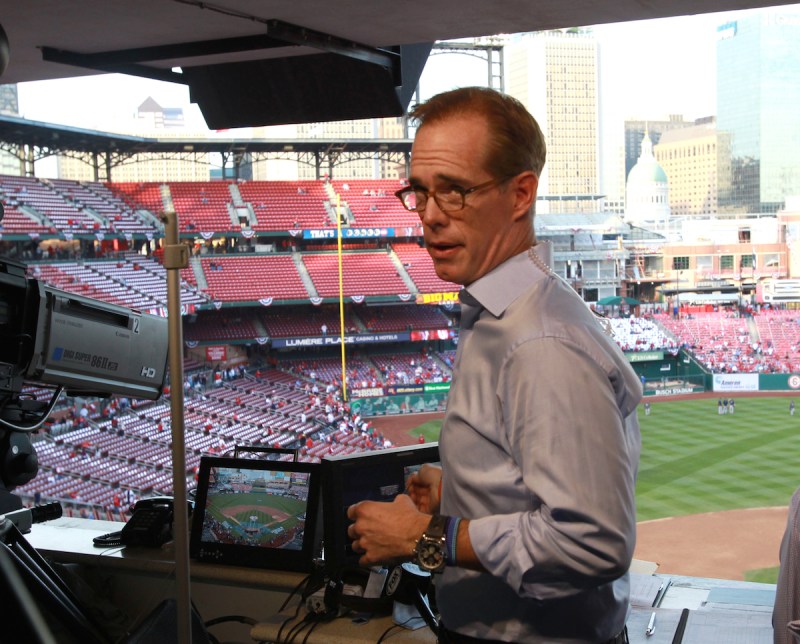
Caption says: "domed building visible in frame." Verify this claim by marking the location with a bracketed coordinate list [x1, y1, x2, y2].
[625, 130, 670, 228]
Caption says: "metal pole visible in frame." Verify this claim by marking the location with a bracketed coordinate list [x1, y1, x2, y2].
[161, 209, 192, 644]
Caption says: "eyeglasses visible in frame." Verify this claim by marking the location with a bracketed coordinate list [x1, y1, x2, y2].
[395, 176, 512, 216]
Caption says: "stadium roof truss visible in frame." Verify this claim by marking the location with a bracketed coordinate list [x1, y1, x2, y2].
[0, 115, 412, 181]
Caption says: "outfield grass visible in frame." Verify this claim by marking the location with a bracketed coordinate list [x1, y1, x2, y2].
[407, 397, 800, 523]
[745, 566, 780, 584]
[410, 420, 443, 444]
[637, 397, 800, 521]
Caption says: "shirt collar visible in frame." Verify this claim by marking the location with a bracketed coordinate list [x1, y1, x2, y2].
[463, 245, 550, 318]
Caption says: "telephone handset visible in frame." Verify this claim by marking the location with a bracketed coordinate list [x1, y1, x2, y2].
[93, 497, 185, 548]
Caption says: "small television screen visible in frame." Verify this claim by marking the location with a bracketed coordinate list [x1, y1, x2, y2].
[321, 443, 440, 573]
[190, 456, 322, 572]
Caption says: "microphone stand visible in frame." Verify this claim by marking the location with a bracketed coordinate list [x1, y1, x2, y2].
[162, 209, 192, 644]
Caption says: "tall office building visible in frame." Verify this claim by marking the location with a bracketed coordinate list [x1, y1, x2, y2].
[294, 117, 406, 180]
[624, 116, 693, 182]
[505, 30, 599, 214]
[57, 98, 211, 182]
[717, 8, 800, 213]
[654, 119, 732, 216]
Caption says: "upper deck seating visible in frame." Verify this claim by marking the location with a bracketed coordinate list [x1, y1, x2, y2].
[392, 243, 460, 293]
[330, 179, 421, 229]
[303, 252, 409, 298]
[107, 182, 165, 215]
[238, 181, 331, 231]
[169, 181, 237, 233]
[200, 255, 309, 302]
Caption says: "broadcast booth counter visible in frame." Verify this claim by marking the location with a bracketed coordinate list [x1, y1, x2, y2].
[19, 444, 443, 643]
[19, 441, 778, 644]
[24, 516, 778, 644]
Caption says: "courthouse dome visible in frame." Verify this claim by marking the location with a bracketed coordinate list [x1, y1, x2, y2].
[627, 131, 667, 187]
[625, 130, 670, 228]
[628, 155, 668, 185]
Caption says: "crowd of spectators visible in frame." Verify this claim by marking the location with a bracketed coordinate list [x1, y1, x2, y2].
[15, 307, 800, 520]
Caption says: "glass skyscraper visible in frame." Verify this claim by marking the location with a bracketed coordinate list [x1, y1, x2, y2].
[717, 8, 800, 213]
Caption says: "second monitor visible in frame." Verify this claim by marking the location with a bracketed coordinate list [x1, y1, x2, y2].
[321, 443, 440, 573]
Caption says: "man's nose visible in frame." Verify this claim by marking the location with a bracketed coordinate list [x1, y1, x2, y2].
[419, 197, 448, 226]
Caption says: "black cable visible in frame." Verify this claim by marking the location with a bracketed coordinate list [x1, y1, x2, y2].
[202, 613, 258, 644]
[280, 573, 311, 612]
[275, 596, 305, 644]
[376, 623, 401, 644]
[0, 383, 63, 432]
[300, 619, 321, 644]
[285, 613, 316, 644]
[300, 610, 336, 644]
[273, 572, 314, 642]
[204, 615, 258, 629]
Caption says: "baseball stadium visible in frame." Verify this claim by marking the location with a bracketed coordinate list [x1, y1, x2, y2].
[3, 4, 800, 599]
[3, 170, 800, 586]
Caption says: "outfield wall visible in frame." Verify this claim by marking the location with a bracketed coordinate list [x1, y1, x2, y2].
[347, 351, 800, 413]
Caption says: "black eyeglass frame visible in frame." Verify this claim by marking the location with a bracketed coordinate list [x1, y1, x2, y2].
[394, 175, 514, 215]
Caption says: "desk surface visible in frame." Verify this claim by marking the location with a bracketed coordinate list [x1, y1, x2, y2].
[251, 573, 777, 644]
[252, 611, 436, 643]
[26, 516, 306, 591]
[24, 519, 777, 643]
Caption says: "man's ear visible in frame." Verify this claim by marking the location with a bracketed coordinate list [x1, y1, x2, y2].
[511, 171, 538, 221]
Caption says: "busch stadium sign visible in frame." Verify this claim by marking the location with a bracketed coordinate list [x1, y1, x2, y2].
[652, 386, 703, 396]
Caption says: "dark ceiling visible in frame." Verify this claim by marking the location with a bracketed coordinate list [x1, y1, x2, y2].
[2, 0, 798, 127]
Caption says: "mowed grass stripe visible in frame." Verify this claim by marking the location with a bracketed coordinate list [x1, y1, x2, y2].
[408, 396, 800, 522]
[637, 397, 800, 521]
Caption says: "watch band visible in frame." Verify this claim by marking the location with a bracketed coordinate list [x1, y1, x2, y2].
[414, 514, 448, 572]
[425, 514, 447, 539]
[444, 516, 461, 566]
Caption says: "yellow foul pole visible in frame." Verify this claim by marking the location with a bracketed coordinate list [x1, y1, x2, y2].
[336, 195, 347, 401]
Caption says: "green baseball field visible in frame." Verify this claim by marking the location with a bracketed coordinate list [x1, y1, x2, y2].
[399, 395, 800, 582]
[406, 396, 800, 521]
[204, 491, 306, 544]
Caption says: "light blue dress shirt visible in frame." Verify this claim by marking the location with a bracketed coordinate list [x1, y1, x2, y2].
[437, 246, 642, 643]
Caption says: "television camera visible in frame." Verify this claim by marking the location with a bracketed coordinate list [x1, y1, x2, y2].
[0, 202, 169, 512]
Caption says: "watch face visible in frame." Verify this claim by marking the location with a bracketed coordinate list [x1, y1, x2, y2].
[418, 538, 445, 571]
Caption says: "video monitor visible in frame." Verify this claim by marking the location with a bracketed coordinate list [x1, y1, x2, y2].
[190, 456, 322, 572]
[321, 443, 440, 573]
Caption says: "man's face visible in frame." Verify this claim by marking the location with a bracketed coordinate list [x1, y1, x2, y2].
[410, 113, 532, 286]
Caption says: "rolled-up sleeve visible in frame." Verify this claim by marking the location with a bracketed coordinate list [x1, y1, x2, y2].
[468, 337, 640, 601]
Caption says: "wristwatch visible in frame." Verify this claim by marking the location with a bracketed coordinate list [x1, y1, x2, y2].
[414, 514, 447, 572]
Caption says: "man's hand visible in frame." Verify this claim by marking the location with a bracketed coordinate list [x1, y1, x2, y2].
[347, 494, 431, 567]
[406, 464, 442, 514]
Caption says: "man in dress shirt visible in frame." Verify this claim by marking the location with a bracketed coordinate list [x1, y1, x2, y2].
[347, 87, 641, 643]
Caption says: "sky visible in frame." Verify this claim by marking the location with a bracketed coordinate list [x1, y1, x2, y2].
[12, 5, 800, 135]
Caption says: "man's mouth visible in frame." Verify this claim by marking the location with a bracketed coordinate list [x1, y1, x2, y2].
[426, 243, 459, 259]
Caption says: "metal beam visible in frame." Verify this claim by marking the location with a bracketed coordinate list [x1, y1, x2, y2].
[40, 20, 399, 85]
